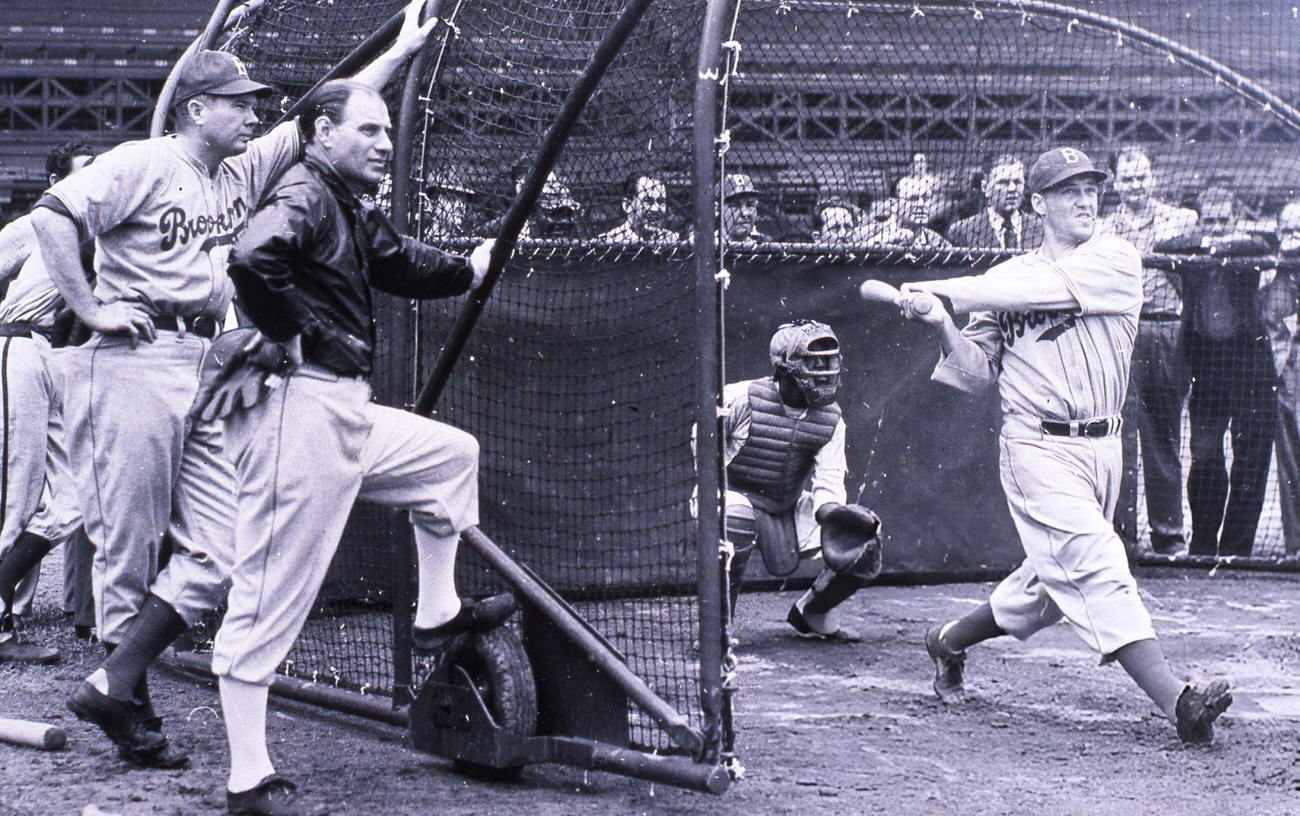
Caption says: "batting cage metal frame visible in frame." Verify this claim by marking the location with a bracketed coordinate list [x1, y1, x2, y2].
[156, 0, 739, 794]
[151, 0, 1300, 798]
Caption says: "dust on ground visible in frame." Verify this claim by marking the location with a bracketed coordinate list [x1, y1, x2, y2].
[0, 561, 1296, 816]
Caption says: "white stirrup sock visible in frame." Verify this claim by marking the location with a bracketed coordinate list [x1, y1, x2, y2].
[413, 528, 461, 629]
[220, 677, 275, 793]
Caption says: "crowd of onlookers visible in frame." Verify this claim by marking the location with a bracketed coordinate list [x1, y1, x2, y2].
[8, 141, 1297, 561]
[414, 147, 1300, 561]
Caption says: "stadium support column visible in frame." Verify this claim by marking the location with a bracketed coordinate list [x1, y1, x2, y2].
[692, 0, 735, 773]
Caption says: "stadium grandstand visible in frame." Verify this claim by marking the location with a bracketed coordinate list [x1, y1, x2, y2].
[0, 1, 207, 220]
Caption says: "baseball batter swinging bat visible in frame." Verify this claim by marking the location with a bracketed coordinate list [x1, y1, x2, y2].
[858, 279, 931, 314]
[0, 718, 67, 751]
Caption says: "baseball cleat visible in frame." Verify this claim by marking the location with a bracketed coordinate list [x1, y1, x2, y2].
[118, 702, 190, 770]
[925, 625, 967, 704]
[68, 680, 166, 759]
[785, 604, 862, 642]
[0, 638, 60, 665]
[1175, 680, 1232, 745]
[227, 774, 301, 816]
[412, 593, 517, 653]
[118, 735, 190, 770]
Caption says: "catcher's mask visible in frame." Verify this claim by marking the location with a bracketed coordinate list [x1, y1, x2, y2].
[769, 320, 841, 408]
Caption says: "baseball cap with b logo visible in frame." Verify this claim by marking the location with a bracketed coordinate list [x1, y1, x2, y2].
[175, 51, 272, 103]
[1026, 147, 1109, 196]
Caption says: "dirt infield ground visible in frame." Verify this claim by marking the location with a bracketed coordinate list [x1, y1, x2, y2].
[0, 562, 1296, 816]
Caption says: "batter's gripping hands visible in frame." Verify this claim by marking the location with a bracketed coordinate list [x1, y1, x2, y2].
[817, 502, 881, 574]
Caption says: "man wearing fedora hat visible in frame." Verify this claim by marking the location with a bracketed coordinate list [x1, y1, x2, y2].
[893, 146, 1232, 745]
[31, 0, 446, 776]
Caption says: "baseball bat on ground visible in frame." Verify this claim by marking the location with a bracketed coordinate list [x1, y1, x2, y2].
[0, 717, 67, 750]
[859, 279, 932, 314]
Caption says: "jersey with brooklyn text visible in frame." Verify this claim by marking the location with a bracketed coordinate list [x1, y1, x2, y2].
[934, 234, 1143, 424]
[45, 120, 300, 321]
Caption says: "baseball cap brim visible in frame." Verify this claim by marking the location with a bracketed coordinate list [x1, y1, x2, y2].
[200, 77, 273, 98]
[1034, 167, 1109, 196]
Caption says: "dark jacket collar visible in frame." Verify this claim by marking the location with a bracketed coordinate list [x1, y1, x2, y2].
[302, 153, 365, 210]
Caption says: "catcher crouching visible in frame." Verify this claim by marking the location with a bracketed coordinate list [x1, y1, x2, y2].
[722, 320, 882, 641]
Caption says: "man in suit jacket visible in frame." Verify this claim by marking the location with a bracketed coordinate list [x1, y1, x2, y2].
[946, 153, 1043, 250]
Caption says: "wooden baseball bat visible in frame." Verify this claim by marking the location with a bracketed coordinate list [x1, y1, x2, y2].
[0, 718, 67, 751]
[858, 279, 902, 305]
[859, 279, 932, 314]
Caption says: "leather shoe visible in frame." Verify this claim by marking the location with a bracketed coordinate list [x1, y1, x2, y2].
[413, 594, 517, 653]
[1175, 680, 1232, 744]
[68, 680, 165, 758]
[228, 774, 301, 816]
[0, 637, 59, 664]
[786, 603, 862, 642]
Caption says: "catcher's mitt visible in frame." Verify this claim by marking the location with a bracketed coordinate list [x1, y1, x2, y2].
[188, 328, 292, 424]
[818, 502, 881, 575]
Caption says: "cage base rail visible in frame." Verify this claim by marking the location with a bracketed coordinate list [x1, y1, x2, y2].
[163, 650, 728, 795]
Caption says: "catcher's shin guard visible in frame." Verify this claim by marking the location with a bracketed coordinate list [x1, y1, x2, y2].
[800, 566, 861, 616]
[724, 506, 758, 619]
[801, 537, 881, 616]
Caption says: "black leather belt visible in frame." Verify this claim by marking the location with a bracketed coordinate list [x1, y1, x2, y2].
[1041, 417, 1122, 438]
[0, 321, 45, 339]
[153, 314, 220, 339]
[1141, 314, 1181, 323]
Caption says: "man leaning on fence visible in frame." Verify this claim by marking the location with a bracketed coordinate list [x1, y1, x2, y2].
[1156, 187, 1274, 558]
[1260, 199, 1300, 561]
[1099, 145, 1199, 557]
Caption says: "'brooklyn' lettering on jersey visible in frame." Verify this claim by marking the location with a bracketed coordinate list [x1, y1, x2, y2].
[158, 199, 249, 252]
[996, 309, 1078, 346]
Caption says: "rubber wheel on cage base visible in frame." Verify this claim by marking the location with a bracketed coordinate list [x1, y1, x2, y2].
[447, 627, 538, 780]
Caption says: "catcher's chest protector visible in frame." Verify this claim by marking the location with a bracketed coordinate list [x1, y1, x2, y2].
[727, 379, 840, 513]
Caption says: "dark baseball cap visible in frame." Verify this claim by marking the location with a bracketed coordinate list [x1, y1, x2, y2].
[1026, 147, 1109, 196]
[175, 51, 271, 102]
[722, 173, 759, 200]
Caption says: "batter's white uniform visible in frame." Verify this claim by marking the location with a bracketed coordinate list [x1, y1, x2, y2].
[925, 233, 1156, 657]
[0, 215, 82, 616]
[41, 121, 300, 642]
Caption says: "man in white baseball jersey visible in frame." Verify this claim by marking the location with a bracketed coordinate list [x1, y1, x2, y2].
[0, 141, 96, 664]
[895, 146, 1232, 744]
[210, 78, 509, 816]
[1261, 199, 1300, 558]
[31, 0, 444, 769]
[1100, 145, 1198, 557]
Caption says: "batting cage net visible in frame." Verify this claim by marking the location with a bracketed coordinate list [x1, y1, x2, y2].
[201, 0, 726, 765]
[401, 0, 709, 751]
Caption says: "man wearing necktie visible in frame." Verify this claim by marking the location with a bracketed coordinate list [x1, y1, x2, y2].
[946, 153, 1044, 251]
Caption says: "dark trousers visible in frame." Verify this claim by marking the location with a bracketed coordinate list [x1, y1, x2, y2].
[1184, 330, 1276, 557]
[1116, 318, 1189, 553]
[61, 526, 95, 629]
[1274, 344, 1300, 556]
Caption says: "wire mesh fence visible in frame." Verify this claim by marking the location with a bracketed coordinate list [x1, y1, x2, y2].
[715, 0, 1300, 563]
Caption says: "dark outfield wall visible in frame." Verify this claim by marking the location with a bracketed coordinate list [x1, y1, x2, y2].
[322, 255, 1026, 604]
[725, 259, 1023, 575]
